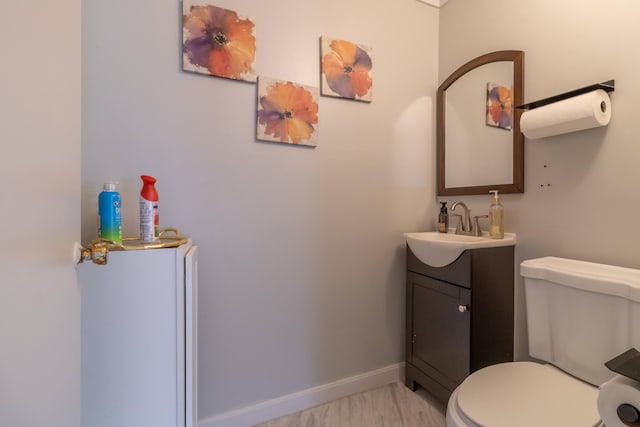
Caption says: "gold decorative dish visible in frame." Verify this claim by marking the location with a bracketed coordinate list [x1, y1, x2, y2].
[92, 228, 189, 251]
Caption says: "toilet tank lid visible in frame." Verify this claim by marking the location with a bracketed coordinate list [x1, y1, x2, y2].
[521, 257, 640, 303]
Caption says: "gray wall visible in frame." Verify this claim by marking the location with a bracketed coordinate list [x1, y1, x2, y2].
[1, 1, 81, 426]
[82, 0, 439, 418]
[12, 0, 637, 422]
[439, 0, 640, 358]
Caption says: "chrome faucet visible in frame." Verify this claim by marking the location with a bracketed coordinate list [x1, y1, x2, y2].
[450, 201, 487, 236]
[450, 201, 471, 233]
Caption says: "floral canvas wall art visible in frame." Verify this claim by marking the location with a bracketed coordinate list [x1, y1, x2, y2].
[256, 77, 319, 147]
[182, 1, 256, 82]
[320, 36, 373, 102]
[486, 82, 513, 130]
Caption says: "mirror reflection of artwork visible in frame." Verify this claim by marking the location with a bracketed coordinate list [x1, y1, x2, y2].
[320, 36, 373, 102]
[486, 82, 513, 130]
[438, 51, 524, 196]
[257, 77, 319, 147]
[182, 2, 257, 82]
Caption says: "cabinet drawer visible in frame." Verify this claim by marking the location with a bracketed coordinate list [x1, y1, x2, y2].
[407, 245, 471, 288]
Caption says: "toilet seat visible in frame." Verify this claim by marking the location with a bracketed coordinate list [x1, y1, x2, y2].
[446, 361, 601, 427]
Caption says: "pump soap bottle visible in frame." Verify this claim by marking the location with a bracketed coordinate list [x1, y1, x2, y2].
[489, 190, 504, 239]
[438, 202, 449, 233]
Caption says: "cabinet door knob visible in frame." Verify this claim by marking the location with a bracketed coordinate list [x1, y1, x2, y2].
[458, 305, 470, 313]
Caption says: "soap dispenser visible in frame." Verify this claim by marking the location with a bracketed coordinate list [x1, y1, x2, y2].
[438, 202, 449, 233]
[489, 190, 504, 239]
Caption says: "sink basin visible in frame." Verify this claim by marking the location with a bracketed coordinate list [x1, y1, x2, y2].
[404, 231, 516, 267]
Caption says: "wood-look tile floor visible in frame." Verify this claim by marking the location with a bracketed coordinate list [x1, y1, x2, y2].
[253, 382, 447, 427]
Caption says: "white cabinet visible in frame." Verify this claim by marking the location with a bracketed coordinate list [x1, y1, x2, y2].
[79, 242, 198, 427]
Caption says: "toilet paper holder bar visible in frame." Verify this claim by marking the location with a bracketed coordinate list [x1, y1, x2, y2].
[606, 348, 640, 383]
[516, 79, 615, 111]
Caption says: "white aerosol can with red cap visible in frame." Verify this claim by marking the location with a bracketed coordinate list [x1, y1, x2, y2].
[139, 175, 159, 242]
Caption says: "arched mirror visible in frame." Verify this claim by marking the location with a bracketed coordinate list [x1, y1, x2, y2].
[437, 50, 524, 196]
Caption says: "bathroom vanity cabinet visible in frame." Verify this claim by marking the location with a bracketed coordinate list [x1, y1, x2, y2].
[405, 245, 514, 403]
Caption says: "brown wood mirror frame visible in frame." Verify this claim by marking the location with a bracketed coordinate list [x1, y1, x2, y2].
[437, 50, 524, 196]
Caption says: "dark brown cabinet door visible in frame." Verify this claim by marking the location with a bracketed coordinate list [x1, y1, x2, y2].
[405, 245, 513, 403]
[411, 273, 471, 390]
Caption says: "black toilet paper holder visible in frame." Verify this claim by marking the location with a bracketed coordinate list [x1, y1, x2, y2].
[605, 348, 640, 426]
[606, 348, 640, 382]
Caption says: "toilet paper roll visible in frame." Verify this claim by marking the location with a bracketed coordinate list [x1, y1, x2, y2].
[597, 375, 640, 427]
[520, 89, 611, 139]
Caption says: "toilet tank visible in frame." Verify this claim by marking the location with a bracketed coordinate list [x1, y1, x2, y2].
[521, 257, 640, 386]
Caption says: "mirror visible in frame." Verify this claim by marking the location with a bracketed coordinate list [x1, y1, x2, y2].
[437, 50, 524, 196]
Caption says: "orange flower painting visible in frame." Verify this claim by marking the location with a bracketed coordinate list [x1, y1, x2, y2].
[486, 82, 513, 130]
[321, 36, 373, 102]
[257, 77, 319, 147]
[182, 2, 256, 82]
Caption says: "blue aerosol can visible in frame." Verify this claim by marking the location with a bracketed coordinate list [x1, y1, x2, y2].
[98, 182, 122, 244]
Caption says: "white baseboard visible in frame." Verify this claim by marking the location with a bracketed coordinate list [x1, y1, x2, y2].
[198, 362, 404, 427]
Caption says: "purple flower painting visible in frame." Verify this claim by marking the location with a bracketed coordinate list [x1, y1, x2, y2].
[486, 82, 513, 130]
[320, 36, 373, 102]
[182, 1, 256, 82]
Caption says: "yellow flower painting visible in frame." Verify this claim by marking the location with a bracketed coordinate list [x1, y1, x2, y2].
[257, 77, 319, 147]
[182, 1, 256, 82]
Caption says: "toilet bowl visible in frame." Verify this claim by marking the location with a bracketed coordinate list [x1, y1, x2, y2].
[445, 257, 640, 427]
[446, 362, 601, 427]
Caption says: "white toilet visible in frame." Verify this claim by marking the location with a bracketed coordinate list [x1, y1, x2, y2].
[446, 256, 640, 427]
